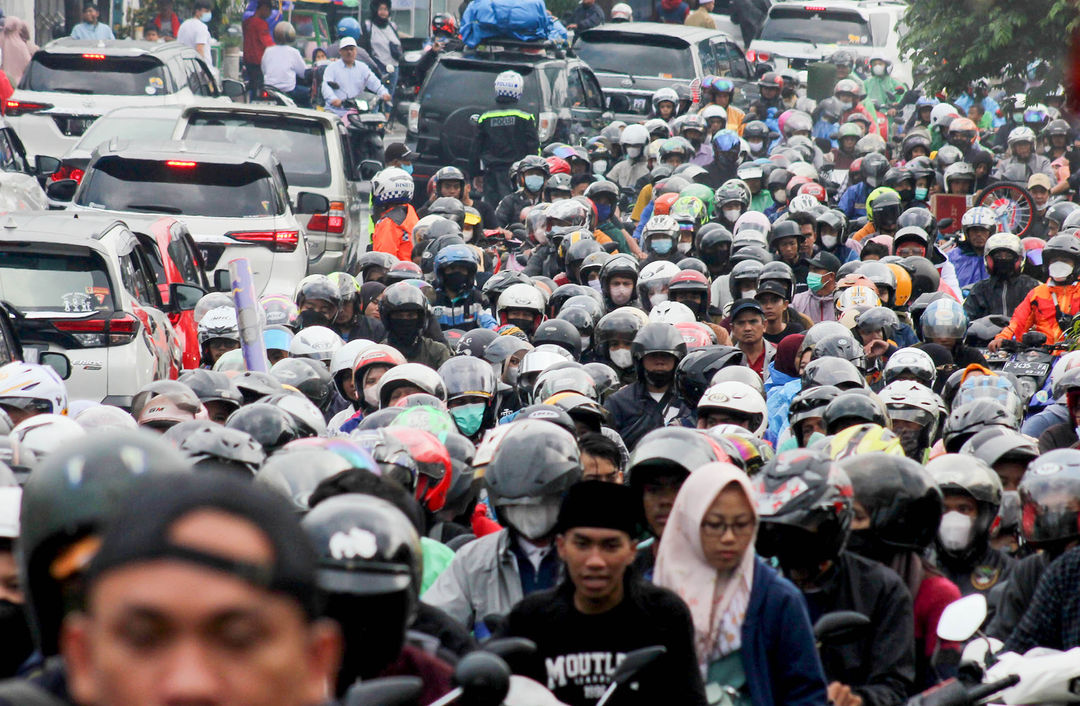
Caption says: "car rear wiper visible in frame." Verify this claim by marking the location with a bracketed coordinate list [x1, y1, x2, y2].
[592, 68, 636, 83]
[124, 204, 183, 214]
[47, 87, 95, 94]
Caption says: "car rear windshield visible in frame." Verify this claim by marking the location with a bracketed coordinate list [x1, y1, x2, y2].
[75, 115, 180, 152]
[0, 249, 116, 313]
[575, 33, 695, 79]
[76, 157, 283, 218]
[759, 7, 874, 46]
[181, 113, 332, 189]
[22, 53, 170, 96]
[423, 60, 542, 109]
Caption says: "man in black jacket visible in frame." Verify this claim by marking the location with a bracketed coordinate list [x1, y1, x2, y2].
[506, 482, 707, 706]
[565, 0, 605, 31]
[963, 234, 1039, 321]
[470, 70, 541, 212]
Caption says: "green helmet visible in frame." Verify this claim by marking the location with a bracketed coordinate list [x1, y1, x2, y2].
[20, 430, 191, 655]
[670, 195, 709, 232]
[865, 187, 902, 224]
[679, 183, 715, 217]
[837, 122, 864, 139]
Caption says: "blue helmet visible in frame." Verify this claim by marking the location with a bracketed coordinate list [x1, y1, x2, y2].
[434, 244, 478, 286]
[337, 16, 361, 40]
[712, 129, 740, 153]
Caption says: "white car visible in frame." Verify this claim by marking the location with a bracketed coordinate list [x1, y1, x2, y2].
[748, 0, 912, 87]
[57, 140, 329, 296]
[5, 38, 241, 161]
[0, 211, 196, 406]
[0, 116, 58, 211]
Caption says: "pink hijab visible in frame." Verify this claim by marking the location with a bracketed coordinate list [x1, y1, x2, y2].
[655, 462, 758, 669]
[0, 17, 36, 86]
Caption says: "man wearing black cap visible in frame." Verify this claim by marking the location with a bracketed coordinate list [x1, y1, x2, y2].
[756, 280, 805, 344]
[792, 251, 842, 323]
[385, 142, 416, 173]
[506, 481, 706, 706]
[61, 474, 342, 706]
[729, 298, 774, 380]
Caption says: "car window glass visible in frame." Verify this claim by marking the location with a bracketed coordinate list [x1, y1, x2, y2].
[578, 69, 606, 110]
[0, 319, 13, 365]
[759, 7, 872, 46]
[0, 249, 115, 312]
[23, 54, 170, 96]
[546, 66, 567, 108]
[74, 116, 179, 153]
[184, 58, 215, 96]
[0, 129, 29, 173]
[698, 41, 720, 76]
[168, 232, 204, 285]
[712, 40, 750, 79]
[575, 35, 695, 79]
[118, 247, 153, 306]
[567, 68, 586, 107]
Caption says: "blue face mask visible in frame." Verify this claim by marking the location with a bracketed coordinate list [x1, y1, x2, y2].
[402, 163, 414, 175]
[524, 175, 545, 193]
[199, 10, 212, 22]
[650, 238, 673, 255]
[596, 203, 613, 222]
[915, 186, 928, 201]
[451, 403, 486, 437]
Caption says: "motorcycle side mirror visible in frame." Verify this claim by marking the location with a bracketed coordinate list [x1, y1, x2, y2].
[213, 269, 232, 293]
[359, 159, 382, 180]
[813, 611, 872, 645]
[1021, 331, 1048, 347]
[937, 593, 987, 642]
[937, 217, 954, 230]
[428, 651, 510, 706]
[481, 637, 537, 662]
[344, 676, 423, 706]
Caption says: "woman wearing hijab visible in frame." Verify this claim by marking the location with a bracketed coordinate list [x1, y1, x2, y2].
[655, 463, 827, 706]
[764, 333, 805, 443]
[348, 281, 386, 341]
[0, 16, 36, 86]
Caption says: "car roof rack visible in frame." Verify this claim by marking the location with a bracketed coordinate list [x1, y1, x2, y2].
[471, 38, 568, 60]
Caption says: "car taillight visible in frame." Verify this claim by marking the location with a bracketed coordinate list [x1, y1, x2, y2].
[308, 201, 346, 234]
[228, 229, 300, 252]
[4, 99, 53, 117]
[538, 111, 557, 143]
[408, 104, 420, 133]
[48, 165, 84, 184]
[53, 313, 139, 347]
[757, 51, 771, 62]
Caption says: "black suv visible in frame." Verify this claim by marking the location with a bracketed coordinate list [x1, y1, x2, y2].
[405, 41, 608, 188]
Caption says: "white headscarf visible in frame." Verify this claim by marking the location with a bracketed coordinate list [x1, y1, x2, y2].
[654, 462, 757, 668]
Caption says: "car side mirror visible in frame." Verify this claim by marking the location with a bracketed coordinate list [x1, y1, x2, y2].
[35, 155, 61, 177]
[221, 78, 245, 99]
[39, 351, 71, 380]
[295, 191, 331, 214]
[213, 269, 232, 292]
[755, 62, 773, 78]
[45, 178, 77, 202]
[359, 159, 382, 181]
[169, 283, 206, 312]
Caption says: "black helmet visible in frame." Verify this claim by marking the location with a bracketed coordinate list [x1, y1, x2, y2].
[270, 357, 334, 411]
[441, 432, 478, 518]
[177, 422, 266, 476]
[456, 327, 498, 358]
[674, 346, 745, 407]
[131, 379, 199, 419]
[1019, 449, 1080, 552]
[356, 251, 398, 282]
[788, 385, 841, 446]
[295, 274, 343, 318]
[556, 306, 595, 344]
[631, 322, 687, 385]
[262, 392, 328, 438]
[482, 270, 532, 309]
[513, 404, 577, 436]
[838, 452, 943, 563]
[728, 260, 764, 301]
[1046, 201, 1080, 230]
[811, 334, 867, 372]
[255, 447, 354, 513]
[233, 370, 285, 405]
[428, 196, 466, 227]
[533, 363, 596, 401]
[584, 362, 621, 402]
[897, 206, 938, 243]
[595, 309, 646, 369]
[177, 368, 244, 415]
[533, 319, 584, 358]
[926, 453, 1003, 558]
[801, 357, 865, 390]
[758, 261, 795, 300]
[941, 398, 1018, 453]
[755, 449, 854, 570]
[900, 256, 940, 301]
[599, 254, 640, 288]
[823, 392, 888, 434]
[226, 403, 301, 454]
[958, 427, 1039, 471]
[437, 355, 498, 436]
[627, 427, 722, 491]
[860, 153, 889, 189]
[20, 430, 191, 655]
[767, 220, 801, 251]
[547, 283, 589, 318]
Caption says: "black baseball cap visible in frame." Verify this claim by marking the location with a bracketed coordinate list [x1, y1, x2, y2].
[807, 251, 842, 273]
[755, 280, 790, 301]
[86, 473, 321, 619]
[730, 298, 765, 320]
[385, 143, 416, 163]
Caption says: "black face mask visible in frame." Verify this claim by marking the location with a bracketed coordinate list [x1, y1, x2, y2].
[0, 600, 33, 678]
[992, 256, 1017, 277]
[387, 316, 424, 345]
[845, 528, 894, 565]
[442, 271, 472, 292]
[894, 427, 923, 460]
[327, 592, 409, 694]
[297, 309, 334, 330]
[644, 367, 675, 388]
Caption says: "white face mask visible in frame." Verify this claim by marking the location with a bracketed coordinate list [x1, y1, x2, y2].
[610, 284, 634, 305]
[610, 348, 633, 369]
[625, 146, 642, 159]
[773, 189, 787, 204]
[839, 100, 854, 110]
[872, 64, 886, 76]
[723, 207, 742, 223]
[650, 293, 668, 306]
[1049, 261, 1074, 282]
[505, 365, 520, 384]
[677, 242, 692, 254]
[821, 234, 838, 249]
[593, 160, 608, 175]
[740, 288, 757, 299]
[747, 140, 764, 153]
[463, 228, 474, 242]
[587, 279, 603, 292]
[938, 511, 975, 553]
[363, 385, 380, 408]
[502, 502, 561, 540]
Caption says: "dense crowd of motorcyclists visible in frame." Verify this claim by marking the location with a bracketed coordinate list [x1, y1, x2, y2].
[3, 0, 1080, 704]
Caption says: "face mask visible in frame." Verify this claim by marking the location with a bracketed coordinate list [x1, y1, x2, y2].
[739, 288, 756, 299]
[297, 308, 333, 330]
[502, 501, 561, 540]
[387, 317, 424, 344]
[722, 207, 742, 223]
[363, 385, 380, 409]
[992, 256, 1017, 275]
[593, 160, 608, 175]
[401, 164, 414, 175]
[462, 228, 474, 243]
[650, 293, 669, 306]
[644, 367, 675, 387]
[998, 490, 1021, 530]
[773, 189, 787, 204]
[443, 270, 472, 291]
[872, 64, 886, 76]
[524, 175, 545, 193]
[200, 10, 212, 22]
[588, 279, 603, 292]
[807, 273, 826, 292]
[677, 242, 692, 254]
[596, 203, 613, 222]
[915, 186, 929, 201]
[451, 402, 486, 437]
[938, 511, 975, 553]
[650, 238, 673, 255]
[838, 100, 853, 110]
[1049, 260, 1073, 282]
[610, 284, 633, 305]
[895, 426, 922, 459]
[821, 235, 838, 249]
[0, 600, 33, 679]
[505, 365, 520, 385]
[1013, 112, 1024, 123]
[610, 348, 633, 369]
[625, 146, 642, 159]
[688, 137, 703, 149]
[846, 528, 892, 564]
[579, 335, 591, 351]
[747, 140, 764, 154]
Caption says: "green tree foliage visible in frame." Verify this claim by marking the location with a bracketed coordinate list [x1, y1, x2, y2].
[900, 0, 1078, 98]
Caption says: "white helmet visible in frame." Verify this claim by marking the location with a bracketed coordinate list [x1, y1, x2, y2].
[12, 414, 86, 458]
[74, 404, 138, 430]
[0, 484, 18, 539]
[879, 380, 939, 435]
[0, 362, 68, 416]
[1050, 351, 1080, 400]
[734, 211, 771, 235]
[883, 347, 937, 387]
[620, 123, 649, 147]
[213, 349, 246, 372]
[984, 232, 1023, 259]
[929, 103, 960, 129]
[610, 2, 632, 19]
[376, 363, 448, 407]
[193, 292, 235, 324]
[494, 70, 524, 100]
[961, 206, 997, 232]
[700, 104, 726, 122]
[652, 87, 679, 112]
[198, 306, 239, 346]
[649, 300, 696, 324]
[709, 365, 765, 397]
[330, 339, 374, 378]
[1007, 126, 1037, 146]
[289, 325, 343, 362]
[372, 167, 415, 206]
[497, 283, 545, 317]
[697, 381, 768, 437]
[787, 194, 820, 214]
[637, 260, 680, 306]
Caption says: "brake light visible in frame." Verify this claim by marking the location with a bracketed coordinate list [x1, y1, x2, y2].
[166, 160, 197, 168]
[228, 229, 300, 252]
[53, 313, 139, 346]
[308, 201, 346, 234]
[4, 99, 53, 117]
[757, 52, 771, 62]
[48, 165, 84, 184]
[804, 5, 826, 10]
[746, 49, 756, 62]
[82, 53, 107, 59]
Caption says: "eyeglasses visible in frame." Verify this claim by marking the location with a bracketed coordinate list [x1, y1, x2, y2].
[701, 518, 755, 538]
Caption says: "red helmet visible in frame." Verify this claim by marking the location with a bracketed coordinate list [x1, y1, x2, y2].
[798, 182, 828, 203]
[849, 158, 863, 182]
[383, 427, 452, 512]
[546, 156, 571, 175]
[431, 12, 457, 35]
[668, 269, 710, 291]
[654, 192, 680, 215]
[675, 321, 716, 348]
[786, 175, 812, 193]
[390, 260, 423, 275]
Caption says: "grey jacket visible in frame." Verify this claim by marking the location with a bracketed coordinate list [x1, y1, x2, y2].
[421, 529, 523, 630]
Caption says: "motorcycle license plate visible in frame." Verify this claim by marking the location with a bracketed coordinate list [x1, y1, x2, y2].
[1002, 360, 1049, 377]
